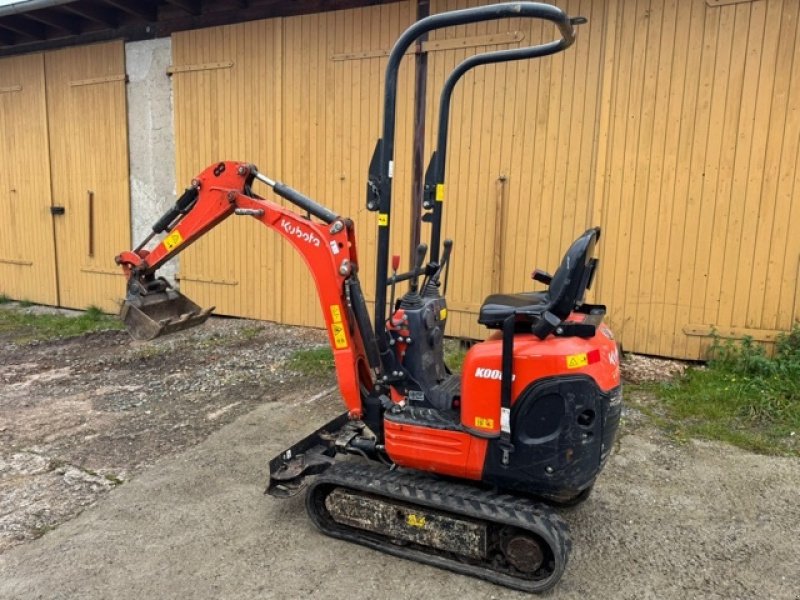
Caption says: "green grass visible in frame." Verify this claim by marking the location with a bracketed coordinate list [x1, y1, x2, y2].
[0, 304, 124, 344]
[287, 338, 474, 378]
[444, 338, 470, 372]
[287, 346, 335, 375]
[638, 327, 800, 456]
[0, 294, 11, 304]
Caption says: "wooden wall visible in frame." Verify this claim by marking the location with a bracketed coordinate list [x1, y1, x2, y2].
[171, 3, 415, 327]
[0, 41, 130, 312]
[170, 0, 800, 359]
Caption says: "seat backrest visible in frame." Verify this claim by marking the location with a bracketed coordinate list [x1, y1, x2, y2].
[545, 227, 600, 319]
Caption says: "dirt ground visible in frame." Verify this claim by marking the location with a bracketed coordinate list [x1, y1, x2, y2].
[1, 312, 799, 599]
[0, 315, 326, 554]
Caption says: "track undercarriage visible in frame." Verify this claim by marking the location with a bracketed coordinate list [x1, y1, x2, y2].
[305, 461, 571, 593]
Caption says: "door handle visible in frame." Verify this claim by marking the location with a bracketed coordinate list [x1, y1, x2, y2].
[87, 190, 94, 258]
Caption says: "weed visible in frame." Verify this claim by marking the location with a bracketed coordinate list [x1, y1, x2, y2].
[287, 346, 335, 375]
[444, 338, 471, 372]
[0, 304, 124, 344]
[0, 294, 10, 304]
[645, 325, 800, 456]
[31, 524, 57, 538]
[18, 299, 33, 308]
[104, 473, 124, 486]
[238, 325, 264, 340]
[133, 344, 169, 360]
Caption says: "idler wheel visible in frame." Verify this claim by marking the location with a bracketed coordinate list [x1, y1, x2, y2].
[504, 535, 544, 574]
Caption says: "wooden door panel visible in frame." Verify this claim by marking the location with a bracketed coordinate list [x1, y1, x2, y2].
[45, 41, 130, 312]
[0, 53, 58, 305]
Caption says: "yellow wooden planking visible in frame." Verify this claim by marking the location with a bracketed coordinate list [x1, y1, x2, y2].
[44, 41, 130, 312]
[172, 19, 285, 323]
[591, 0, 800, 358]
[749, 0, 796, 330]
[277, 2, 416, 328]
[171, 4, 414, 329]
[0, 53, 58, 305]
[165, 0, 800, 359]
[421, 0, 607, 340]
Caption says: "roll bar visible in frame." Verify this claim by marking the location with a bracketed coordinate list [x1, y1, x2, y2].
[368, 2, 582, 350]
[426, 19, 585, 262]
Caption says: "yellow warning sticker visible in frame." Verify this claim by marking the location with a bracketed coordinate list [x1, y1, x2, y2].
[435, 183, 445, 202]
[566, 353, 589, 369]
[378, 213, 389, 226]
[329, 304, 342, 323]
[163, 230, 183, 252]
[406, 514, 426, 528]
[439, 307, 447, 321]
[474, 416, 494, 429]
[331, 322, 348, 349]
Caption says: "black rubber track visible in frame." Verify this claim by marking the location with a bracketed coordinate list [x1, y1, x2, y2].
[305, 461, 571, 593]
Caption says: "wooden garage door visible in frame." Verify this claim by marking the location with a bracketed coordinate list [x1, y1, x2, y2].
[171, 3, 416, 327]
[45, 41, 131, 312]
[0, 53, 58, 305]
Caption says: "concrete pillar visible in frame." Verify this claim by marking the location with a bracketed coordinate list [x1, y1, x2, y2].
[125, 37, 178, 284]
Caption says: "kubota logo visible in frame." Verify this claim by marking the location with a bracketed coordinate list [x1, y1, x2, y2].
[474, 368, 515, 381]
[281, 219, 321, 247]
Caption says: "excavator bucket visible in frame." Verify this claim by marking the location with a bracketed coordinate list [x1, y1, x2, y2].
[120, 288, 214, 341]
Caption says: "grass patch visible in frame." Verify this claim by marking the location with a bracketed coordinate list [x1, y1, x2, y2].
[643, 328, 800, 456]
[0, 294, 11, 304]
[444, 338, 470, 372]
[286, 339, 473, 377]
[287, 346, 335, 376]
[0, 304, 124, 344]
[238, 325, 264, 340]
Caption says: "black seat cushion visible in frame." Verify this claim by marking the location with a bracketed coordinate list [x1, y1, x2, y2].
[477, 291, 549, 327]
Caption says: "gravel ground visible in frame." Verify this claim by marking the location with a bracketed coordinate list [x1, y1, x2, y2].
[0, 315, 326, 553]
[1, 312, 798, 598]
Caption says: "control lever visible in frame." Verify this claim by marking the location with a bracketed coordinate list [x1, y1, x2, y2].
[409, 243, 428, 294]
[388, 254, 401, 312]
[428, 239, 453, 295]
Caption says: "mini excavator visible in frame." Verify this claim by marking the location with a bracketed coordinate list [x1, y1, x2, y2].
[115, 3, 621, 593]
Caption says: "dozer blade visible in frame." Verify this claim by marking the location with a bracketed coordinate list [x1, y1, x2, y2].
[120, 289, 214, 341]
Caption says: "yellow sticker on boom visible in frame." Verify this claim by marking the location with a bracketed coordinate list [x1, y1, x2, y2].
[329, 304, 342, 323]
[163, 230, 183, 251]
[406, 514, 426, 528]
[435, 183, 445, 202]
[566, 352, 589, 369]
[439, 307, 447, 321]
[378, 213, 388, 226]
[331, 323, 348, 349]
[474, 416, 494, 429]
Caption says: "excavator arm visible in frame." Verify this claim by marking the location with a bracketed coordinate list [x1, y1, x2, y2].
[115, 161, 375, 418]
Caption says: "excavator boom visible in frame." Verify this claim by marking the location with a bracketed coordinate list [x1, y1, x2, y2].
[116, 161, 375, 417]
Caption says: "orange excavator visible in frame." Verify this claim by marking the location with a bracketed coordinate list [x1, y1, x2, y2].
[115, 3, 621, 593]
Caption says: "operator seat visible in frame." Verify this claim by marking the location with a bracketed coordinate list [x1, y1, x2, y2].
[478, 227, 600, 331]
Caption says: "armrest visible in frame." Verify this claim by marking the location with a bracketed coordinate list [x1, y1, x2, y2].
[531, 269, 553, 285]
